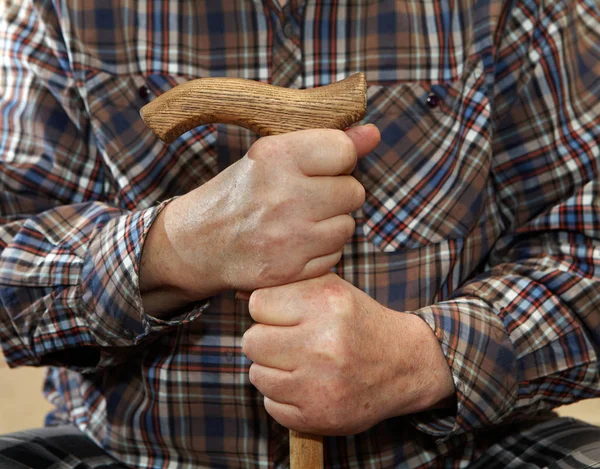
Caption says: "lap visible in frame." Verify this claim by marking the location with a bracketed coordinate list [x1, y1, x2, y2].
[0, 425, 126, 469]
[472, 416, 600, 469]
[1, 417, 598, 468]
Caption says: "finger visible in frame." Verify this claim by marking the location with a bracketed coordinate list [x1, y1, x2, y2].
[304, 176, 366, 220]
[287, 124, 381, 176]
[297, 251, 343, 281]
[304, 215, 355, 257]
[249, 364, 298, 404]
[249, 273, 341, 325]
[275, 128, 358, 176]
[249, 283, 306, 326]
[242, 324, 299, 370]
[344, 124, 381, 159]
[264, 397, 311, 433]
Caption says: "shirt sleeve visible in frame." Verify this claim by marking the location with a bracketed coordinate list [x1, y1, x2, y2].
[0, 1, 206, 372]
[410, 0, 600, 438]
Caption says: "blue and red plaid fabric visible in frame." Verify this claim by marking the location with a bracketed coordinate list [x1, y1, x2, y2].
[0, 0, 599, 467]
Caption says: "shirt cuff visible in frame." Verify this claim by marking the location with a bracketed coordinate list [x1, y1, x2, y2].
[408, 297, 518, 439]
[79, 199, 206, 349]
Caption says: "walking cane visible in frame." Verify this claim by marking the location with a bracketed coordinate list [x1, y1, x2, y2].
[140, 73, 367, 469]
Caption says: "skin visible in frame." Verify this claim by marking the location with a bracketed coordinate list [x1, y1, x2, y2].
[139, 125, 455, 435]
[140, 126, 378, 312]
[243, 274, 455, 435]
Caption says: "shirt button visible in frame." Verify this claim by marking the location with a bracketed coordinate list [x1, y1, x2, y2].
[138, 85, 151, 101]
[283, 22, 295, 38]
[426, 93, 440, 108]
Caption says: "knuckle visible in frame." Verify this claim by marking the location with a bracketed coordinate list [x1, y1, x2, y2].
[344, 215, 357, 238]
[293, 406, 311, 430]
[324, 412, 345, 434]
[333, 250, 344, 266]
[316, 335, 342, 364]
[353, 180, 366, 207]
[248, 364, 258, 385]
[261, 227, 282, 249]
[241, 331, 253, 356]
[255, 262, 282, 286]
[324, 128, 346, 141]
[325, 284, 354, 315]
[248, 291, 262, 318]
[263, 193, 296, 222]
[319, 253, 343, 275]
[322, 274, 346, 295]
[314, 331, 349, 369]
[242, 325, 266, 360]
[337, 132, 357, 164]
[311, 388, 345, 433]
[335, 129, 355, 153]
[321, 271, 340, 285]
[248, 136, 281, 161]
[322, 130, 356, 173]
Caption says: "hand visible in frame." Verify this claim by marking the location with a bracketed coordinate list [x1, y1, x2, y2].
[242, 274, 455, 436]
[140, 126, 380, 314]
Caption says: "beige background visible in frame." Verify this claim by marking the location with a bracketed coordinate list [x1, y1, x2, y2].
[0, 354, 598, 434]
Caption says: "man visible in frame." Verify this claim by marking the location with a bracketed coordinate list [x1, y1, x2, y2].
[0, 0, 598, 467]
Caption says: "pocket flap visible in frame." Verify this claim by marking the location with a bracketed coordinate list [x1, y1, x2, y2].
[358, 61, 492, 252]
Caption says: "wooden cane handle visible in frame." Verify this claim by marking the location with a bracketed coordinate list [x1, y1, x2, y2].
[140, 73, 366, 142]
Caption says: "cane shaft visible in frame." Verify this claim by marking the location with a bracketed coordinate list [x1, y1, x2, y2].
[290, 431, 324, 469]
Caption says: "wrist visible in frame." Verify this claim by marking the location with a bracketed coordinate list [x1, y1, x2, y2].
[139, 203, 175, 293]
[406, 313, 456, 411]
[386, 311, 456, 417]
[139, 201, 200, 316]
[139, 195, 231, 316]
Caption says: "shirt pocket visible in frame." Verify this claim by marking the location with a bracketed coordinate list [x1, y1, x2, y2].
[82, 72, 219, 210]
[358, 61, 492, 252]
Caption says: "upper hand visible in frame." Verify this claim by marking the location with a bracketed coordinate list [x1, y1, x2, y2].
[242, 273, 456, 435]
[140, 126, 380, 308]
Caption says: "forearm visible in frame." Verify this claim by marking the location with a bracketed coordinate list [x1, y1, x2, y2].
[410, 233, 600, 437]
[384, 311, 457, 416]
[138, 194, 229, 317]
[0, 201, 207, 371]
[139, 201, 198, 317]
[0, 0, 215, 369]
[0, 203, 134, 369]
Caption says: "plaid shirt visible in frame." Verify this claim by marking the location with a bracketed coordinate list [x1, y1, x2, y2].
[0, 0, 599, 467]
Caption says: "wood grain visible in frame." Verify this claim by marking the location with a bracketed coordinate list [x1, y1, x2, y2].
[140, 73, 366, 142]
[290, 431, 323, 469]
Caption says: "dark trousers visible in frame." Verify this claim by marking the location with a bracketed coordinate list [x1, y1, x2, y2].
[0, 417, 599, 468]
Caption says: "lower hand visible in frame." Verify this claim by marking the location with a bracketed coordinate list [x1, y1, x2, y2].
[242, 273, 455, 435]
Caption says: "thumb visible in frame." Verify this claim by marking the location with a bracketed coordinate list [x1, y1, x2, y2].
[345, 124, 381, 159]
